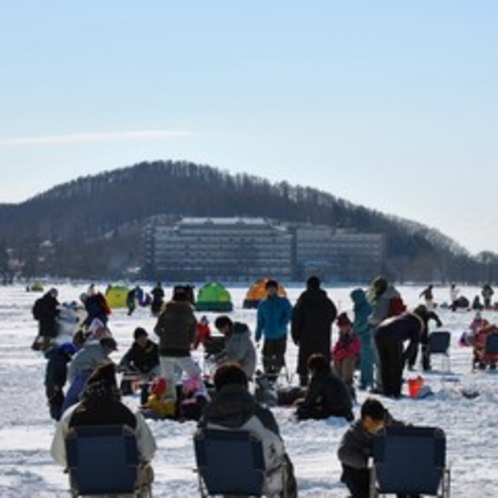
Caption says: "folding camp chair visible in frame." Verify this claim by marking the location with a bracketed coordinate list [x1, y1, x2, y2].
[193, 428, 287, 497]
[65, 424, 152, 497]
[428, 331, 451, 371]
[369, 426, 450, 497]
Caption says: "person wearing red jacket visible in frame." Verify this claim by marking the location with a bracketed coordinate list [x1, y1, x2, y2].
[193, 315, 212, 350]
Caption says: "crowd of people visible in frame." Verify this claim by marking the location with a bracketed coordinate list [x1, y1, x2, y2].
[30, 277, 494, 496]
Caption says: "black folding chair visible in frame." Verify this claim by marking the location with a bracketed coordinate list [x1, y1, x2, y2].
[370, 425, 450, 497]
[65, 424, 150, 497]
[193, 428, 286, 497]
[428, 331, 451, 371]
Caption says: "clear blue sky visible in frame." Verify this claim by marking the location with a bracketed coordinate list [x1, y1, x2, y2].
[1, 1, 497, 254]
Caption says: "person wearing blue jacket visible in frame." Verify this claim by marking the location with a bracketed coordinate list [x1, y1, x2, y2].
[255, 279, 292, 382]
[350, 288, 374, 391]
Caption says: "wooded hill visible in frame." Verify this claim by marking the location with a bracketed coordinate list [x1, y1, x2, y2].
[0, 160, 495, 283]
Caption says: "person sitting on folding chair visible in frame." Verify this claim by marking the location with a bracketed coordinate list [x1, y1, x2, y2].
[198, 363, 298, 498]
[337, 398, 415, 498]
[51, 361, 157, 496]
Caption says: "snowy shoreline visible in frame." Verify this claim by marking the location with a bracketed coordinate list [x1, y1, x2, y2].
[0, 283, 496, 497]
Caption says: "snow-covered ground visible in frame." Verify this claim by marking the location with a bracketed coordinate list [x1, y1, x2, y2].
[0, 283, 496, 497]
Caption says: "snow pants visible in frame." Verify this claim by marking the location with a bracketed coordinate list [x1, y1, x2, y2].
[357, 332, 375, 389]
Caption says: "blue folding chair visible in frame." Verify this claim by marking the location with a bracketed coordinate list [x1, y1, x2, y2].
[485, 332, 498, 356]
[193, 428, 286, 497]
[428, 331, 451, 371]
[370, 426, 450, 497]
[65, 424, 144, 497]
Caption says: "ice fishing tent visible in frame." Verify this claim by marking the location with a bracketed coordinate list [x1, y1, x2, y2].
[105, 285, 129, 309]
[30, 281, 44, 292]
[195, 282, 233, 312]
[243, 278, 287, 309]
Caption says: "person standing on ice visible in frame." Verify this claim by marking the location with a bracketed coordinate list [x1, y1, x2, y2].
[481, 283, 494, 310]
[150, 281, 165, 316]
[291, 275, 337, 387]
[154, 287, 201, 400]
[31, 287, 60, 351]
[449, 283, 460, 311]
[419, 284, 435, 309]
[350, 287, 375, 391]
[255, 279, 293, 383]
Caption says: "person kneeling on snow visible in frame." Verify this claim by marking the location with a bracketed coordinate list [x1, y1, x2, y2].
[337, 397, 412, 498]
[119, 327, 160, 401]
[295, 353, 354, 422]
[51, 361, 156, 495]
[197, 363, 298, 498]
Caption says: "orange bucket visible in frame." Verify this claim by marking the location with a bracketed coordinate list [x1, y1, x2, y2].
[407, 376, 424, 398]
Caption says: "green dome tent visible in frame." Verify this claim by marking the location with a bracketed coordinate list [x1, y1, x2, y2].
[105, 285, 130, 309]
[195, 282, 233, 312]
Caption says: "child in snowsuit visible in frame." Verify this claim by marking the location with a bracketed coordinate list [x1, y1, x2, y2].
[193, 315, 212, 350]
[337, 398, 413, 498]
[350, 288, 375, 391]
[332, 312, 361, 400]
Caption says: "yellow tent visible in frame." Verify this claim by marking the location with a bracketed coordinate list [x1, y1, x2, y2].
[242, 278, 287, 309]
[105, 285, 130, 309]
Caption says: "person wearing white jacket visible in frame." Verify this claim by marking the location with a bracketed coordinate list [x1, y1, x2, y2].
[51, 361, 156, 493]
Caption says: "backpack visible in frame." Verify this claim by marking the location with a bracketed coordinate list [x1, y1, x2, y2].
[388, 296, 406, 317]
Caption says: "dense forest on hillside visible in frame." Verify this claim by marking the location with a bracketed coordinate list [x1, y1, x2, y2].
[0, 160, 496, 283]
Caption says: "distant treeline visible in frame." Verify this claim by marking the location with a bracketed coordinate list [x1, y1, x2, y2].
[0, 160, 496, 283]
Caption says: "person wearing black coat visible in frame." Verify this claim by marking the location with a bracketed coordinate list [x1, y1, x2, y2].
[119, 327, 160, 376]
[150, 282, 165, 316]
[295, 353, 354, 421]
[374, 312, 424, 398]
[291, 276, 337, 386]
[119, 327, 160, 401]
[31, 288, 60, 351]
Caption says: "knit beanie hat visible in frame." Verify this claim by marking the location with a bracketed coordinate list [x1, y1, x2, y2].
[337, 312, 352, 327]
[133, 327, 148, 340]
[86, 360, 117, 388]
[306, 276, 321, 290]
[82, 360, 120, 401]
